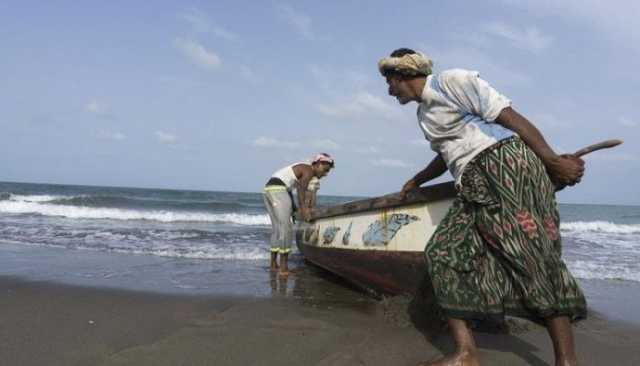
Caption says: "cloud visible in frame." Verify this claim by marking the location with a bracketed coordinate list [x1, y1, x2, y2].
[180, 8, 238, 40]
[316, 91, 403, 122]
[354, 146, 380, 154]
[276, 4, 313, 40]
[174, 38, 222, 70]
[311, 139, 340, 151]
[155, 131, 177, 144]
[370, 158, 412, 168]
[252, 136, 300, 149]
[212, 26, 238, 41]
[96, 130, 125, 141]
[84, 99, 110, 115]
[482, 22, 553, 52]
[500, 0, 640, 52]
[619, 117, 638, 128]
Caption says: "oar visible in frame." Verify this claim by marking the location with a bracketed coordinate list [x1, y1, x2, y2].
[573, 139, 623, 157]
[555, 139, 623, 190]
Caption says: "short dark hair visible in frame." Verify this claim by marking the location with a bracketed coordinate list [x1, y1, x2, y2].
[390, 48, 417, 58]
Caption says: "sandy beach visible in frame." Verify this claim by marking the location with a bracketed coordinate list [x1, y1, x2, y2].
[1, 275, 638, 366]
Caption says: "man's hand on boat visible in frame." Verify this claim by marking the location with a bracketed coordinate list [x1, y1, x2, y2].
[300, 206, 313, 222]
[399, 178, 419, 200]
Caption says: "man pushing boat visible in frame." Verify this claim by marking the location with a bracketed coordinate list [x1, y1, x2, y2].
[263, 154, 334, 276]
[379, 48, 587, 366]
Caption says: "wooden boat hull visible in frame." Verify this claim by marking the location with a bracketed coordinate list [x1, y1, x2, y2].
[297, 182, 457, 296]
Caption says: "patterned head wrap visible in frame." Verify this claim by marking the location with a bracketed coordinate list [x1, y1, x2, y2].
[312, 153, 334, 167]
[378, 51, 433, 78]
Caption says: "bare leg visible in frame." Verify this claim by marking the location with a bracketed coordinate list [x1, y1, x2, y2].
[278, 253, 290, 276]
[545, 316, 578, 366]
[270, 252, 278, 271]
[418, 318, 480, 366]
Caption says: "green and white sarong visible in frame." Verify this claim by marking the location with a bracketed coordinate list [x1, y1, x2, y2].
[425, 137, 586, 324]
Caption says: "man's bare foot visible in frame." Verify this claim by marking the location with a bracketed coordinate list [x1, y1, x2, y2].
[278, 270, 290, 277]
[417, 350, 480, 366]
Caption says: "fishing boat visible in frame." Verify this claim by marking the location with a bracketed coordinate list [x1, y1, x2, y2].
[296, 181, 457, 296]
[295, 139, 623, 296]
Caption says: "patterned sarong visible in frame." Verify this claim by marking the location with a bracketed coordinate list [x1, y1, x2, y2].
[425, 137, 586, 324]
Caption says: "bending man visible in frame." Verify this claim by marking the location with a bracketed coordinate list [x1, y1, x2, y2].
[263, 153, 334, 276]
[379, 48, 586, 366]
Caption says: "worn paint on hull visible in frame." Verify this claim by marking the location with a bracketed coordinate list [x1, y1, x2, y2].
[297, 182, 457, 295]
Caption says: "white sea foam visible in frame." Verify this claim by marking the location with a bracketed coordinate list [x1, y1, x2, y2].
[0, 200, 270, 225]
[561, 221, 640, 235]
[566, 260, 640, 283]
[6, 194, 69, 202]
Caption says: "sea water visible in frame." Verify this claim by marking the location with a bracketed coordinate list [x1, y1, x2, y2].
[1, 181, 639, 322]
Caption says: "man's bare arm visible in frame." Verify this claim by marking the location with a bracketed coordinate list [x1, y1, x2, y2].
[495, 107, 584, 186]
[294, 166, 314, 220]
[400, 154, 447, 199]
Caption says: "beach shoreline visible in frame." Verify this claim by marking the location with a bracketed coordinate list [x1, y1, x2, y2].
[1, 275, 639, 366]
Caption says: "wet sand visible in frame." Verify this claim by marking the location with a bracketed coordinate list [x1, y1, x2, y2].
[1, 275, 639, 366]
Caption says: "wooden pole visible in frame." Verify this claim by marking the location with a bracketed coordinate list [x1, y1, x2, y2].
[573, 139, 623, 157]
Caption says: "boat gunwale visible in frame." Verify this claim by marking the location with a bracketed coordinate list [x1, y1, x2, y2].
[311, 181, 456, 220]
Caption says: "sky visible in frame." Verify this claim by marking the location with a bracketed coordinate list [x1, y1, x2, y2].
[1, 0, 639, 204]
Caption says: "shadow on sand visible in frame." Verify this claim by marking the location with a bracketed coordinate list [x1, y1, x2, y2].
[405, 272, 549, 366]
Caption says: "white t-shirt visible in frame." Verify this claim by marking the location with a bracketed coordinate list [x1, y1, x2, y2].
[271, 162, 310, 190]
[417, 69, 514, 185]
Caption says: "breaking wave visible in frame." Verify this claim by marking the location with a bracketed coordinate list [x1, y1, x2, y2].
[0, 200, 269, 225]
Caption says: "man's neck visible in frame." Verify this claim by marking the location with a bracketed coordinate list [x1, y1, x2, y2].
[408, 77, 427, 103]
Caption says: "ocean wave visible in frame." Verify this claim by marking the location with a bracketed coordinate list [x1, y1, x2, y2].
[0, 200, 270, 225]
[2, 192, 254, 212]
[1, 193, 70, 202]
[567, 260, 640, 283]
[561, 221, 640, 235]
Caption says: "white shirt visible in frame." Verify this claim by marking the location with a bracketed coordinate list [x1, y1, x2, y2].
[271, 162, 310, 190]
[417, 69, 514, 185]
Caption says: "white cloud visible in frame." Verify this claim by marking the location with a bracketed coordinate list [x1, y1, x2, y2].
[371, 158, 412, 168]
[174, 38, 222, 70]
[252, 136, 300, 149]
[180, 8, 238, 40]
[212, 26, 238, 41]
[84, 99, 109, 115]
[155, 131, 177, 144]
[482, 22, 552, 52]
[276, 4, 313, 40]
[354, 146, 380, 154]
[311, 139, 340, 150]
[619, 117, 638, 128]
[96, 130, 125, 141]
[316, 91, 403, 122]
[500, 0, 640, 51]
